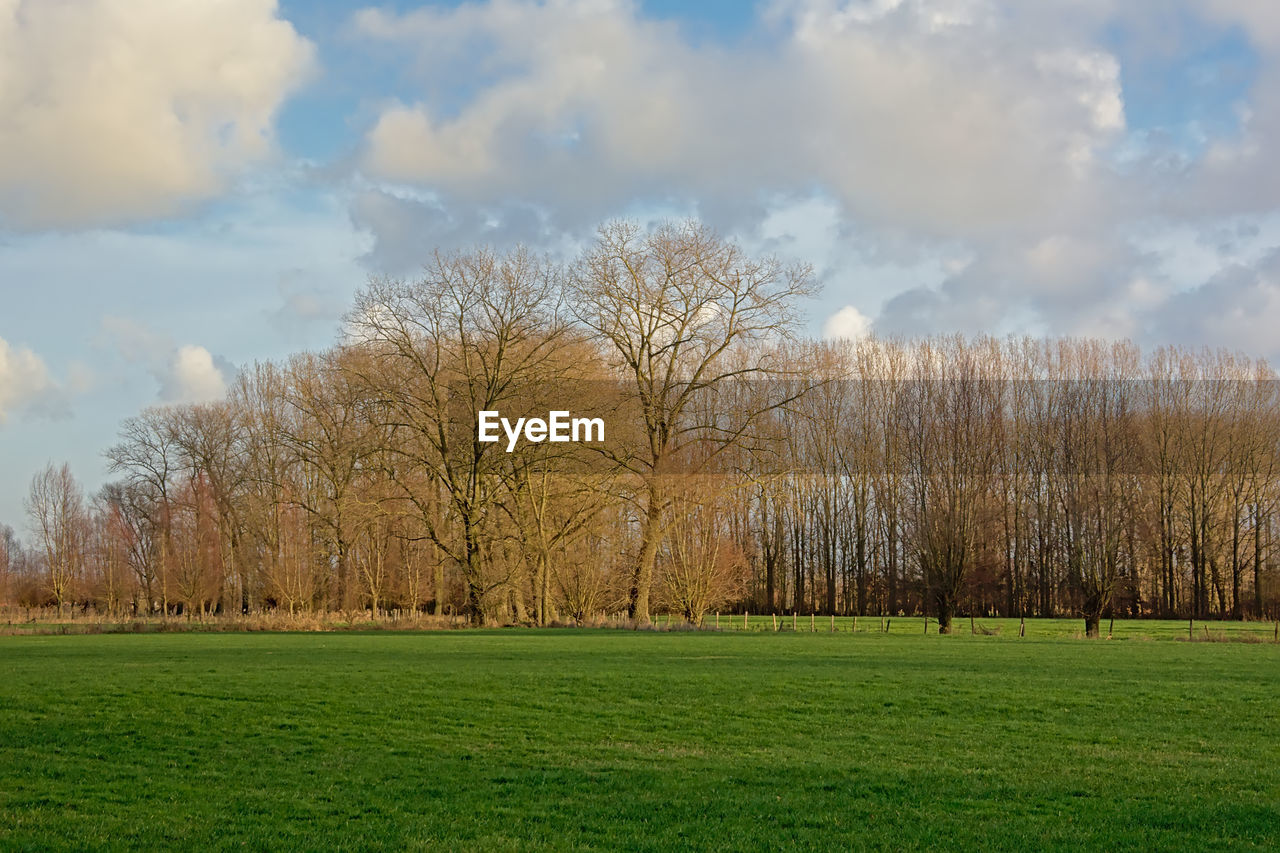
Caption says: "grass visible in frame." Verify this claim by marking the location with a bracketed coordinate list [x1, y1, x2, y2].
[6, 609, 1279, 642]
[710, 614, 1280, 641]
[1, 631, 1278, 850]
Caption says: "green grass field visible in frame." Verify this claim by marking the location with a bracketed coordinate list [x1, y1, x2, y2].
[6, 612, 1278, 641]
[707, 614, 1280, 641]
[2, 631, 1278, 850]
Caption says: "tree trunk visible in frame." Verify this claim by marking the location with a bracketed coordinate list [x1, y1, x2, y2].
[538, 554, 551, 627]
[935, 595, 953, 634]
[463, 515, 486, 625]
[886, 514, 898, 616]
[792, 521, 805, 615]
[433, 558, 444, 617]
[510, 583, 528, 624]
[335, 533, 349, 612]
[466, 580, 485, 626]
[630, 487, 664, 622]
[1254, 505, 1265, 619]
[1231, 504, 1243, 620]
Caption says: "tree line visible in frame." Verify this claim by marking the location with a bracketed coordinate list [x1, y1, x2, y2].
[3, 221, 1280, 634]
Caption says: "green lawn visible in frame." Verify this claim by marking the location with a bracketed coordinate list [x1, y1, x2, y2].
[706, 613, 1280, 640]
[2, 632, 1278, 850]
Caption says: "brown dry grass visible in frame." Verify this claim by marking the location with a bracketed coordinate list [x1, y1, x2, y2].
[0, 607, 474, 635]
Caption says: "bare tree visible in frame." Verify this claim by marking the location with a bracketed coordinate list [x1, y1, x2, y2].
[170, 401, 250, 614]
[88, 488, 136, 615]
[26, 463, 86, 615]
[904, 337, 1005, 633]
[661, 476, 749, 624]
[0, 524, 17, 610]
[98, 481, 160, 614]
[106, 408, 182, 614]
[1053, 340, 1140, 637]
[570, 220, 812, 621]
[277, 348, 386, 612]
[348, 247, 572, 623]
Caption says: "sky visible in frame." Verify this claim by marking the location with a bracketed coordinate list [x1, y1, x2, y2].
[4, 0, 1280, 528]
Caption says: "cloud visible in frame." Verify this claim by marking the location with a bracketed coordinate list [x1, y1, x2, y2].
[337, 0, 1280, 360]
[0, 335, 76, 422]
[349, 186, 566, 274]
[0, 337, 61, 424]
[345, 0, 1147, 341]
[163, 346, 230, 404]
[100, 316, 233, 404]
[267, 271, 347, 343]
[99, 316, 173, 368]
[354, 0, 1124, 241]
[823, 306, 873, 340]
[0, 0, 315, 229]
[1147, 248, 1280, 355]
[1204, 1, 1280, 49]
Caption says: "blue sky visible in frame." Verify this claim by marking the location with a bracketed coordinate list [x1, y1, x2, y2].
[3, 0, 1280, 529]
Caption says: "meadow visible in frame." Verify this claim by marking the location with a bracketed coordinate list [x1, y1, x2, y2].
[2, 630, 1278, 850]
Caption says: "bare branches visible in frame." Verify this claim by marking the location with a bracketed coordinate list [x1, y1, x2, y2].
[9, 221, 1280, 628]
[570, 220, 812, 621]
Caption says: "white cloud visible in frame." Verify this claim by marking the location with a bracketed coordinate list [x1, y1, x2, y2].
[339, 0, 1280, 359]
[0, 337, 55, 424]
[823, 306, 874, 340]
[355, 0, 1124, 241]
[100, 316, 173, 368]
[345, 0, 1146, 344]
[165, 346, 229, 404]
[100, 317, 232, 404]
[1147, 249, 1280, 356]
[0, 0, 315, 228]
[267, 273, 345, 343]
[1204, 1, 1280, 49]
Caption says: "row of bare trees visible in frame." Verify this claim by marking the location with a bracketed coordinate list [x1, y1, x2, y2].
[767, 337, 1280, 633]
[5, 222, 1280, 634]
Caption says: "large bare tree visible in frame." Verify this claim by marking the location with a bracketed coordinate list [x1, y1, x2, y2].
[570, 220, 812, 622]
[904, 337, 1005, 633]
[347, 247, 573, 623]
[26, 462, 86, 615]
